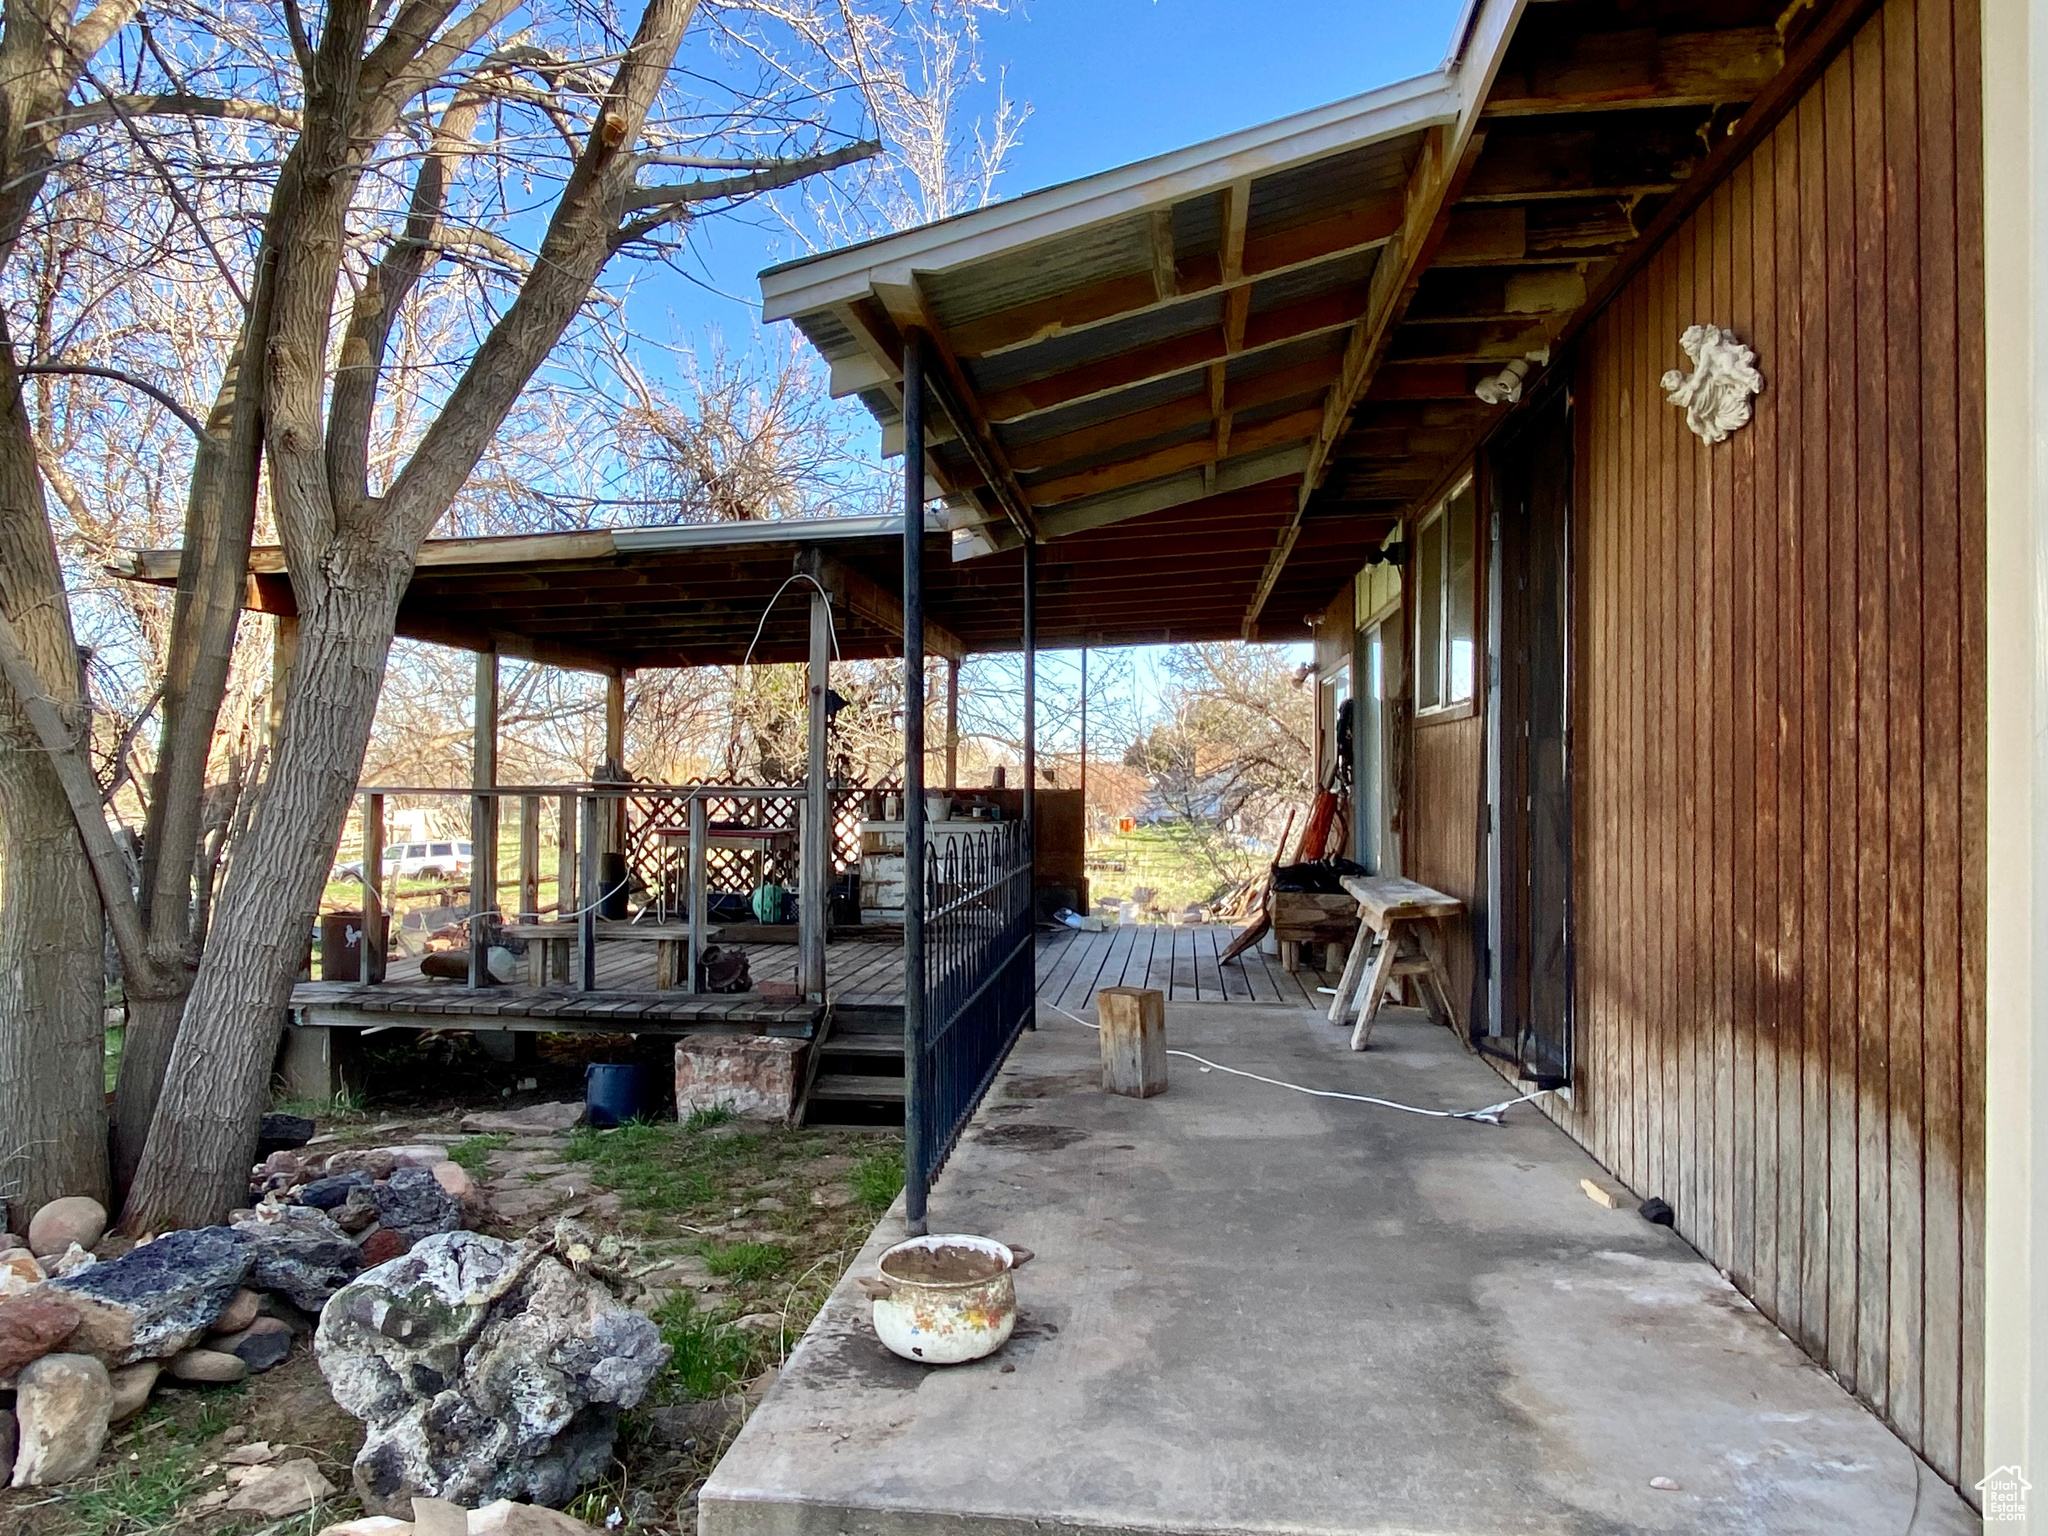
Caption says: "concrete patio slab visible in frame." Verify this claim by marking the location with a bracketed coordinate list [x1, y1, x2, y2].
[701, 999, 1978, 1536]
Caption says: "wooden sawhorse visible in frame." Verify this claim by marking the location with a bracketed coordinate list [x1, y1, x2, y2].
[1325, 875, 1465, 1051]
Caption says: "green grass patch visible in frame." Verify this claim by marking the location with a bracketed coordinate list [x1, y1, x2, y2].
[61, 1445, 202, 1535]
[683, 1103, 737, 1132]
[850, 1147, 904, 1213]
[651, 1292, 763, 1402]
[448, 1133, 509, 1175]
[565, 1121, 716, 1215]
[271, 1087, 368, 1123]
[701, 1240, 791, 1282]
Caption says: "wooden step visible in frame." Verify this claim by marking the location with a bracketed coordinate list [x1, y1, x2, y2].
[808, 1076, 906, 1102]
[819, 1035, 904, 1058]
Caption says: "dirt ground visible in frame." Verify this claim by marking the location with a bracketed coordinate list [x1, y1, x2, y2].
[0, 1030, 902, 1536]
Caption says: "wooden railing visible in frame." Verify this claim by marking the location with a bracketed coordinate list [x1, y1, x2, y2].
[350, 781, 847, 999]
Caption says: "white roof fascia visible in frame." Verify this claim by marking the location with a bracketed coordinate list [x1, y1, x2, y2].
[759, 72, 1461, 325]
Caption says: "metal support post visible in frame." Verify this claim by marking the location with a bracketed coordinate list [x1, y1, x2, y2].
[903, 329, 930, 1236]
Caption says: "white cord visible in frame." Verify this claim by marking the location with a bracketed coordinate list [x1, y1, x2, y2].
[741, 573, 841, 670]
[1041, 1002, 1549, 1126]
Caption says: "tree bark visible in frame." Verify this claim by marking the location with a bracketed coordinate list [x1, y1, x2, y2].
[0, 323, 106, 1229]
[119, 551, 403, 1230]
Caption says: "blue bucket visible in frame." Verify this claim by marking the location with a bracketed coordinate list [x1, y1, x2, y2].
[585, 1062, 646, 1128]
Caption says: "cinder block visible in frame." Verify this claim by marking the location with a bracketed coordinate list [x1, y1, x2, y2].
[674, 1034, 806, 1123]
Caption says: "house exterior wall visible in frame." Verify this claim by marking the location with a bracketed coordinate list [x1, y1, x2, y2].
[1555, 0, 1984, 1491]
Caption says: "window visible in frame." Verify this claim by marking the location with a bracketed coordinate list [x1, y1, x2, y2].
[430, 842, 453, 857]
[1415, 480, 1477, 714]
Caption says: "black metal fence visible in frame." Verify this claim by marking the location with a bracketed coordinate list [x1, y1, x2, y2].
[907, 820, 1035, 1223]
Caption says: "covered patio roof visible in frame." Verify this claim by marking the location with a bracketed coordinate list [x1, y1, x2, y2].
[115, 496, 1311, 673]
[758, 0, 1848, 634]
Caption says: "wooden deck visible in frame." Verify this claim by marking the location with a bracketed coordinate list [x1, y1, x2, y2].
[290, 924, 1340, 1035]
[1032, 924, 1341, 1015]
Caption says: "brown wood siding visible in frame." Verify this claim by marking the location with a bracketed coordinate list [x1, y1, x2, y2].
[1560, 0, 1982, 1490]
[1407, 714, 1483, 1019]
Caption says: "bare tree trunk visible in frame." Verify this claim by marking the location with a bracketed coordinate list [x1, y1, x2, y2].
[0, 327, 106, 1228]
[120, 556, 401, 1230]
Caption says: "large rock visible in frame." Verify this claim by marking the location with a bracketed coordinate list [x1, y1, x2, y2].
[296, 1171, 373, 1211]
[373, 1167, 464, 1242]
[234, 1207, 362, 1310]
[316, 1231, 668, 1515]
[50, 1225, 252, 1365]
[9, 1352, 111, 1486]
[0, 1289, 82, 1375]
[258, 1113, 318, 1155]
[468, 1500, 600, 1534]
[106, 1361, 160, 1423]
[214, 1315, 293, 1372]
[27, 1196, 107, 1258]
[168, 1347, 248, 1383]
[459, 1102, 584, 1135]
[224, 1456, 337, 1516]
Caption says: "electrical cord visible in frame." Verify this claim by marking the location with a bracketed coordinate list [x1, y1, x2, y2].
[741, 572, 841, 670]
[1041, 1001, 1550, 1125]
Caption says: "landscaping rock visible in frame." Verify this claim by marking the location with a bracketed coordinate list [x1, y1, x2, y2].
[224, 1456, 337, 1516]
[27, 1196, 107, 1258]
[335, 1186, 382, 1234]
[411, 1496, 468, 1536]
[234, 1207, 362, 1310]
[468, 1500, 601, 1535]
[51, 1224, 252, 1365]
[298, 1170, 375, 1210]
[0, 1247, 45, 1296]
[0, 1289, 82, 1375]
[315, 1519, 415, 1536]
[322, 1149, 397, 1181]
[106, 1361, 160, 1422]
[359, 1227, 412, 1266]
[459, 1102, 584, 1136]
[258, 1113, 318, 1155]
[374, 1166, 464, 1241]
[430, 1161, 475, 1200]
[9, 1352, 111, 1486]
[45, 1242, 96, 1277]
[224, 1440, 279, 1465]
[213, 1287, 263, 1336]
[643, 1395, 747, 1447]
[168, 1347, 248, 1383]
[0, 1406, 15, 1482]
[316, 1231, 668, 1515]
[213, 1315, 293, 1372]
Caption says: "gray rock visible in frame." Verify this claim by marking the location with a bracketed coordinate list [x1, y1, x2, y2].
[460, 1102, 585, 1135]
[51, 1226, 252, 1365]
[9, 1352, 111, 1486]
[214, 1316, 293, 1372]
[372, 1167, 463, 1241]
[295, 1171, 373, 1210]
[224, 1457, 336, 1517]
[0, 1406, 15, 1483]
[106, 1361, 160, 1423]
[333, 1185, 381, 1234]
[641, 1395, 746, 1448]
[233, 1207, 361, 1311]
[315, 1231, 668, 1515]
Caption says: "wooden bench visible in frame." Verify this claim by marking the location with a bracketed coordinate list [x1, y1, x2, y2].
[1323, 876, 1465, 1051]
[499, 920, 717, 990]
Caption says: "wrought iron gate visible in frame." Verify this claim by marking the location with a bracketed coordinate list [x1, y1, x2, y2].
[905, 820, 1035, 1224]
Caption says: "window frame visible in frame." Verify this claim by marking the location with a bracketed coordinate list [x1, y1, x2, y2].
[1413, 474, 1480, 724]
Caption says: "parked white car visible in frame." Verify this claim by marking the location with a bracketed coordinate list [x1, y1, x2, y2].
[335, 839, 474, 883]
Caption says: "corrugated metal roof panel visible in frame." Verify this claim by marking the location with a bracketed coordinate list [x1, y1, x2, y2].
[1248, 247, 1380, 314]
[1248, 134, 1420, 231]
[965, 290, 1223, 394]
[922, 213, 1154, 328]
[995, 368, 1209, 451]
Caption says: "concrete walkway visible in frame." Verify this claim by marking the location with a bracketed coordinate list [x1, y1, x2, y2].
[702, 1000, 1979, 1536]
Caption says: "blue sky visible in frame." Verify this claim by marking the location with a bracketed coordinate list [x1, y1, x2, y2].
[665, 0, 1468, 342]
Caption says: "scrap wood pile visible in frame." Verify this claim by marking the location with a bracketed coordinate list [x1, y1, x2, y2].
[1220, 778, 1355, 966]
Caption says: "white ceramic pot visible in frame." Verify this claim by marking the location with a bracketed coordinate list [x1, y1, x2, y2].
[857, 1234, 1032, 1365]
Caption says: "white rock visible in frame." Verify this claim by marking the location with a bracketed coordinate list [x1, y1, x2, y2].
[27, 1196, 107, 1258]
[0, 1247, 45, 1297]
[317, 1520, 416, 1536]
[9, 1351, 111, 1486]
[224, 1440, 278, 1466]
[224, 1457, 337, 1517]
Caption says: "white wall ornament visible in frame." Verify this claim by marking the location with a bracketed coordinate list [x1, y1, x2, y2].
[1660, 324, 1763, 444]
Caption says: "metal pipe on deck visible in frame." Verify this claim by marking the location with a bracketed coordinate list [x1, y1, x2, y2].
[803, 588, 831, 1000]
[903, 329, 929, 1236]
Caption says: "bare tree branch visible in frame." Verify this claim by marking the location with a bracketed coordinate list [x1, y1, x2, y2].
[17, 361, 206, 438]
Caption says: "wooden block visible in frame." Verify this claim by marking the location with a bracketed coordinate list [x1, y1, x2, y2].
[1097, 987, 1168, 1098]
[1580, 1177, 1632, 1210]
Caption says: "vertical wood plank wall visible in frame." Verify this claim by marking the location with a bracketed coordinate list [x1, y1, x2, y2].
[1408, 716, 1484, 1017]
[1560, 0, 1983, 1489]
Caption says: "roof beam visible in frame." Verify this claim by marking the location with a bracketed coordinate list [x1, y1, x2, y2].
[1028, 406, 1325, 506]
[395, 616, 623, 675]
[796, 547, 967, 663]
[939, 182, 1401, 360]
[1243, 124, 1486, 633]
[1483, 27, 1781, 117]
[1036, 441, 1309, 541]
